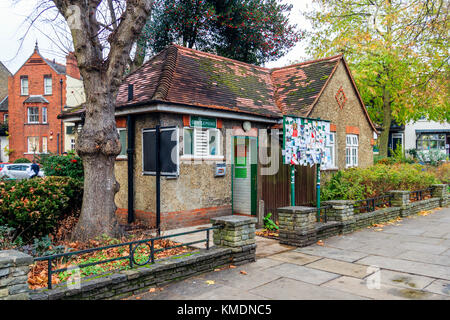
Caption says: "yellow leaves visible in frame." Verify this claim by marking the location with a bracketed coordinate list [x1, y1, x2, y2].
[205, 280, 215, 285]
[418, 210, 433, 216]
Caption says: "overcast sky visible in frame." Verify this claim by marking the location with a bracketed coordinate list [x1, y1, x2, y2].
[0, 0, 313, 74]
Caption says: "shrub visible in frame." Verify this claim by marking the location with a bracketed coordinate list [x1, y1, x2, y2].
[0, 176, 83, 243]
[40, 153, 83, 180]
[321, 163, 440, 201]
[14, 158, 31, 163]
[416, 150, 447, 166]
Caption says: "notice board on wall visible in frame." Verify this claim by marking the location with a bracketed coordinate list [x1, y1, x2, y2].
[283, 116, 330, 167]
[142, 126, 179, 176]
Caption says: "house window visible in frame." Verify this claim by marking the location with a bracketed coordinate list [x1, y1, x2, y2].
[70, 138, 76, 151]
[346, 134, 358, 167]
[21, 76, 29, 95]
[27, 107, 39, 123]
[325, 132, 336, 168]
[44, 75, 52, 95]
[42, 107, 47, 123]
[118, 129, 127, 157]
[27, 136, 39, 153]
[417, 133, 446, 151]
[3, 114, 7, 123]
[183, 127, 221, 157]
[42, 137, 48, 153]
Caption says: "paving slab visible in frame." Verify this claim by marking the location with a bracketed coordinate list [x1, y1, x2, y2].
[294, 245, 369, 263]
[353, 243, 408, 257]
[194, 285, 268, 300]
[322, 276, 446, 300]
[248, 277, 366, 300]
[255, 237, 295, 258]
[377, 269, 435, 290]
[304, 258, 372, 279]
[267, 251, 322, 266]
[268, 262, 340, 285]
[423, 279, 450, 297]
[356, 255, 450, 280]
[395, 242, 448, 255]
[397, 250, 450, 267]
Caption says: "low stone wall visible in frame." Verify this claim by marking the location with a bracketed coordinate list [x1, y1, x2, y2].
[0, 215, 256, 300]
[0, 251, 33, 300]
[278, 184, 448, 248]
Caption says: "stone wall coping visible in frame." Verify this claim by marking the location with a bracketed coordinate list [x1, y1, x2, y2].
[322, 200, 356, 205]
[211, 215, 257, 226]
[0, 250, 33, 267]
[431, 184, 448, 187]
[389, 190, 411, 194]
[277, 206, 318, 214]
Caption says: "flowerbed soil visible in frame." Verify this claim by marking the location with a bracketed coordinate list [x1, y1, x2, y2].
[27, 225, 194, 289]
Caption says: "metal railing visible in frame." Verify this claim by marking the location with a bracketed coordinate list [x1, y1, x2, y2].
[353, 194, 392, 214]
[315, 205, 332, 222]
[33, 225, 221, 289]
[409, 187, 433, 202]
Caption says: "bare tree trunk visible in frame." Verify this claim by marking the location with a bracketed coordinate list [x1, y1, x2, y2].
[378, 86, 392, 158]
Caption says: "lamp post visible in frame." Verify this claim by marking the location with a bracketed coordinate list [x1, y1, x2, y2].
[60, 78, 63, 154]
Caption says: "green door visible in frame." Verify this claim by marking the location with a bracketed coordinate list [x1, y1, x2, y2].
[232, 136, 257, 215]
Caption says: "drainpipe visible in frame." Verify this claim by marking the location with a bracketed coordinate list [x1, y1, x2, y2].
[127, 114, 135, 224]
[60, 78, 63, 154]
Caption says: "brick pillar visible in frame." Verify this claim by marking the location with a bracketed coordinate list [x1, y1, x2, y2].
[278, 206, 316, 247]
[322, 200, 355, 234]
[389, 190, 410, 217]
[431, 184, 448, 207]
[0, 250, 33, 300]
[211, 215, 257, 265]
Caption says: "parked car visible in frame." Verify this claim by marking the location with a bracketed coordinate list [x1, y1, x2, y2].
[0, 162, 11, 171]
[0, 163, 45, 180]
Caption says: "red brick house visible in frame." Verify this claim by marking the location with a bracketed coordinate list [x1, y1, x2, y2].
[7, 43, 82, 161]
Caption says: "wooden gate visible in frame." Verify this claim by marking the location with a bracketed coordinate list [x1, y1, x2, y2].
[261, 145, 316, 223]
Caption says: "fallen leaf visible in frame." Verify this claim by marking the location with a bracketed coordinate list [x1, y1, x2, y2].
[149, 288, 156, 293]
[240, 270, 248, 275]
[214, 268, 221, 272]
[205, 280, 215, 285]
[135, 296, 141, 300]
[317, 240, 324, 246]
[229, 265, 236, 269]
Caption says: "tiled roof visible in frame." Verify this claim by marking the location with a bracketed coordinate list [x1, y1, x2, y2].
[23, 95, 49, 104]
[44, 58, 66, 74]
[0, 96, 7, 111]
[271, 56, 341, 116]
[70, 45, 376, 131]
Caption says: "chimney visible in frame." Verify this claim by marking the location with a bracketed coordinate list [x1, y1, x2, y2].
[65, 52, 81, 79]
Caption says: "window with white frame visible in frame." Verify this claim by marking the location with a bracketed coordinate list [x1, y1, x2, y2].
[325, 132, 337, 169]
[346, 134, 358, 167]
[21, 76, 28, 95]
[27, 107, 39, 123]
[3, 114, 7, 123]
[44, 75, 52, 95]
[118, 128, 127, 157]
[42, 107, 47, 123]
[42, 137, 48, 153]
[27, 137, 39, 153]
[183, 127, 221, 157]
[70, 138, 76, 151]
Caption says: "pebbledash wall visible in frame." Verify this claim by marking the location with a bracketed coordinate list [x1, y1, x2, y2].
[309, 60, 375, 171]
[114, 112, 270, 230]
[278, 184, 448, 248]
[0, 216, 256, 300]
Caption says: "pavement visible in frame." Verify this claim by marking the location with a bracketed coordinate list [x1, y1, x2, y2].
[128, 207, 450, 300]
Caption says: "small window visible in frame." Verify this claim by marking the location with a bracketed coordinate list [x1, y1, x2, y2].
[183, 127, 221, 157]
[21, 76, 29, 95]
[346, 134, 358, 168]
[42, 137, 48, 153]
[42, 107, 47, 123]
[44, 75, 52, 95]
[118, 129, 127, 157]
[70, 138, 76, 151]
[27, 107, 39, 123]
[325, 132, 336, 168]
[3, 114, 7, 123]
[27, 136, 39, 153]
